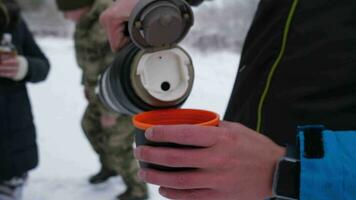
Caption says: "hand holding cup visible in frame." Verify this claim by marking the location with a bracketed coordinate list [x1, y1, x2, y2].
[134, 110, 286, 200]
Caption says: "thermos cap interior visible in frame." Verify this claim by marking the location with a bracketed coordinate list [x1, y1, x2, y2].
[130, 46, 194, 106]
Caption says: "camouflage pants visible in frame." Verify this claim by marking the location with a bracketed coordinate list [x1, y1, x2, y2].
[81, 103, 147, 195]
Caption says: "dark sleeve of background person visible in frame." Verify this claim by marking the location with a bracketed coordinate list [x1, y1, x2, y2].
[19, 19, 50, 83]
[187, 0, 204, 6]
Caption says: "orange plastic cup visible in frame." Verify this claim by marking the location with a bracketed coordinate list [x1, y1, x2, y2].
[133, 109, 220, 171]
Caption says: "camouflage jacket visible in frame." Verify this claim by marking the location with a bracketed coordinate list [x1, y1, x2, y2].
[74, 0, 117, 115]
[74, 0, 113, 85]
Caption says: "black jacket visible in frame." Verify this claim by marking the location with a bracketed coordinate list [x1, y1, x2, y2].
[187, 0, 204, 6]
[0, 18, 50, 181]
[224, 0, 356, 145]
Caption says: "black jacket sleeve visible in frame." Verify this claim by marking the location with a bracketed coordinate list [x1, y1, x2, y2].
[20, 20, 50, 83]
[186, 0, 204, 6]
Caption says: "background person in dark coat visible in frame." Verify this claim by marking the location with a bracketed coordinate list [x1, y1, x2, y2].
[0, 0, 50, 199]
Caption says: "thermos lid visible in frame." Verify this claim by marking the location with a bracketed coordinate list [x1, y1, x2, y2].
[129, 0, 194, 50]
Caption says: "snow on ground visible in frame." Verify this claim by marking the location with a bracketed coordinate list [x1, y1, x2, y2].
[23, 38, 239, 200]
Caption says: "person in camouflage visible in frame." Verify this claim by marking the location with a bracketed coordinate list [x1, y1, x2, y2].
[55, 0, 148, 199]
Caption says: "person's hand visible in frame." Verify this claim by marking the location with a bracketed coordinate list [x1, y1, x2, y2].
[134, 121, 286, 200]
[100, 0, 139, 52]
[100, 114, 117, 128]
[0, 55, 28, 81]
[0, 55, 19, 79]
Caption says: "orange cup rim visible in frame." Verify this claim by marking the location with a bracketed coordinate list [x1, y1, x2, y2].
[133, 109, 220, 130]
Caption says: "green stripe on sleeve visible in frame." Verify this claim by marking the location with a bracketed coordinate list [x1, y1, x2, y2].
[256, 0, 299, 132]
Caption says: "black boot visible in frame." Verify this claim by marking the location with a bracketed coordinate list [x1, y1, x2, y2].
[116, 187, 149, 200]
[89, 168, 116, 184]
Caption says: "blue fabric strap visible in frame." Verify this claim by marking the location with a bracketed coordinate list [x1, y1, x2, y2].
[299, 126, 356, 200]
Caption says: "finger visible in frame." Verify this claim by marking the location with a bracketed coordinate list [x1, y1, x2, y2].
[138, 168, 215, 190]
[100, 9, 127, 52]
[159, 187, 220, 200]
[145, 125, 221, 147]
[99, 0, 138, 52]
[1, 58, 18, 65]
[135, 146, 215, 168]
[218, 121, 236, 129]
[108, 23, 124, 52]
[0, 68, 18, 75]
[0, 54, 16, 61]
[112, 25, 130, 52]
[100, 10, 118, 51]
[0, 71, 16, 78]
[219, 121, 252, 135]
[0, 65, 19, 71]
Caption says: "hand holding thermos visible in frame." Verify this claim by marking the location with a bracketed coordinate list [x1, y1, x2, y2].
[0, 33, 28, 81]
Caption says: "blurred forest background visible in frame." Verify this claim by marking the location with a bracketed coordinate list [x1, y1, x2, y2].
[18, 0, 259, 52]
